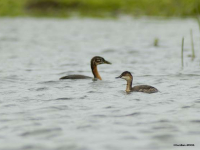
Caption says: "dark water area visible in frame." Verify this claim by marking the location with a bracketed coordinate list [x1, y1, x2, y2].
[0, 17, 200, 150]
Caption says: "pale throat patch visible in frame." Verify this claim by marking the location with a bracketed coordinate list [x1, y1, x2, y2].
[121, 76, 131, 80]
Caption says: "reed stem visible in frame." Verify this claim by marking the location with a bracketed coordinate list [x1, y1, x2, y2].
[190, 29, 195, 60]
[181, 37, 184, 68]
[197, 17, 200, 31]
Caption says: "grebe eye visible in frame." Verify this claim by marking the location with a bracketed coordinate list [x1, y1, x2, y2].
[96, 59, 101, 62]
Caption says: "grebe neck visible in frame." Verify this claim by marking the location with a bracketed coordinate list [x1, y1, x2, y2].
[91, 63, 102, 80]
[126, 79, 132, 92]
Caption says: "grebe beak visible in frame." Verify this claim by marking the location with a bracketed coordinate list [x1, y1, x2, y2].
[115, 75, 122, 79]
[104, 60, 111, 64]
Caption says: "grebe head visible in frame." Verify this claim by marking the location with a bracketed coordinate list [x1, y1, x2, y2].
[116, 71, 133, 81]
[91, 56, 111, 66]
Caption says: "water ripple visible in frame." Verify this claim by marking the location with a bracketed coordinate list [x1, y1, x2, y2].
[21, 128, 62, 137]
[56, 97, 74, 101]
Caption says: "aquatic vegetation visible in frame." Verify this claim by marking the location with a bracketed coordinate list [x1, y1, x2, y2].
[0, 0, 26, 16]
[0, 0, 200, 17]
[153, 38, 159, 47]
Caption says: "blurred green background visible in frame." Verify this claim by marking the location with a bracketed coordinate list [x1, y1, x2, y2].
[0, 0, 200, 18]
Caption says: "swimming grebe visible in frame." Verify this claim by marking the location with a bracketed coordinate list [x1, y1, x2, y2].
[116, 71, 158, 93]
[60, 56, 111, 80]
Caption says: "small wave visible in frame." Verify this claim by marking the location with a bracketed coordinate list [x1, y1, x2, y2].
[79, 96, 87, 99]
[87, 91, 96, 93]
[38, 80, 60, 85]
[158, 119, 169, 123]
[36, 87, 49, 91]
[21, 128, 62, 137]
[104, 106, 113, 109]
[33, 105, 69, 113]
[59, 63, 78, 67]
[153, 134, 174, 140]
[124, 112, 141, 116]
[191, 86, 200, 88]
[122, 136, 138, 140]
[92, 115, 106, 118]
[2, 104, 16, 107]
[114, 112, 141, 117]
[195, 100, 200, 103]
[182, 106, 191, 109]
[190, 120, 200, 123]
[77, 125, 92, 129]
[56, 97, 74, 101]
[102, 49, 115, 53]
[135, 99, 141, 101]
[3, 75, 24, 82]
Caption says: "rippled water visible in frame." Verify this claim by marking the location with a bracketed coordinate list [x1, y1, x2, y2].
[0, 17, 200, 150]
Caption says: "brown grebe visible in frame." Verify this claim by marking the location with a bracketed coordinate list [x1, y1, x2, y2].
[60, 56, 111, 80]
[116, 71, 158, 93]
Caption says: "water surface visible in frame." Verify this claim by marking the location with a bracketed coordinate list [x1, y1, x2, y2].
[0, 17, 200, 150]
